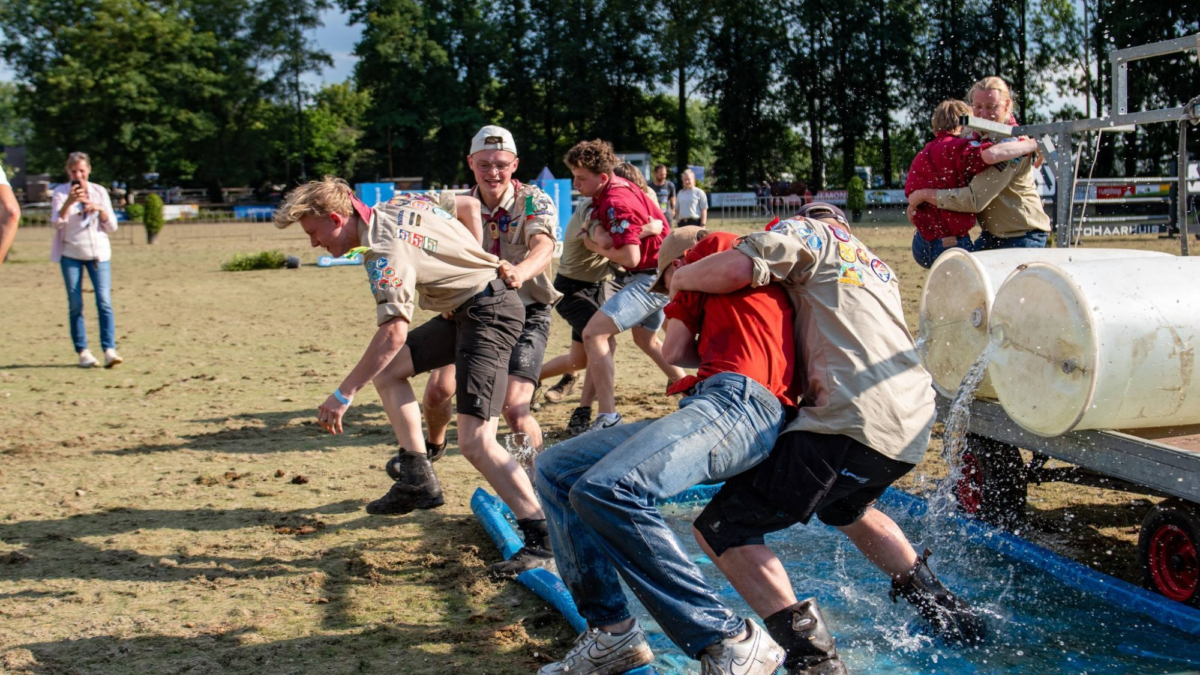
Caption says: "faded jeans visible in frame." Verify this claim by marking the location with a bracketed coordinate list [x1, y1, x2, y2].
[60, 256, 115, 352]
[535, 372, 785, 657]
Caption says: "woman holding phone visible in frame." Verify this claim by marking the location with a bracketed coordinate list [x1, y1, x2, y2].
[50, 152, 122, 368]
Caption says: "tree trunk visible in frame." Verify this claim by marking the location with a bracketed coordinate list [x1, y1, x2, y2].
[1017, 0, 1027, 121]
[677, 62, 690, 177]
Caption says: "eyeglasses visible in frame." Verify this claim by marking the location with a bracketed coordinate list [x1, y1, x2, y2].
[475, 161, 515, 174]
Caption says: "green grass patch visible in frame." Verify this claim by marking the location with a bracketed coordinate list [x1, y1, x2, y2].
[221, 250, 288, 272]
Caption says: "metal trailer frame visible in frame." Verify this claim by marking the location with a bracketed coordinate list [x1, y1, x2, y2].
[961, 33, 1200, 254]
[939, 35, 1200, 606]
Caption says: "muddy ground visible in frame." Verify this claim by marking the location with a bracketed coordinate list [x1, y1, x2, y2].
[0, 213, 1183, 673]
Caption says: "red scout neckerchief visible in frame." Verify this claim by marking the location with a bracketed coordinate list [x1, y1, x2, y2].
[474, 179, 536, 256]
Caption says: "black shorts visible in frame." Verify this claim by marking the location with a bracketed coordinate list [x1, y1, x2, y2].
[693, 430, 915, 557]
[406, 279, 525, 420]
[553, 275, 617, 343]
[508, 302, 552, 383]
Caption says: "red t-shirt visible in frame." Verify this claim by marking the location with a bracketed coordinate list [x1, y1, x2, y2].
[591, 175, 668, 272]
[904, 132, 995, 240]
[663, 232, 798, 407]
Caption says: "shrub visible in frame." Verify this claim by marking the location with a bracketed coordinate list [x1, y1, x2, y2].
[847, 176, 867, 213]
[125, 203, 145, 222]
[221, 250, 288, 272]
[144, 194, 165, 241]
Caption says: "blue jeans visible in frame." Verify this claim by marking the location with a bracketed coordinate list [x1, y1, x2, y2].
[601, 271, 667, 332]
[60, 257, 116, 352]
[911, 231, 973, 269]
[535, 373, 785, 657]
[974, 230, 1048, 251]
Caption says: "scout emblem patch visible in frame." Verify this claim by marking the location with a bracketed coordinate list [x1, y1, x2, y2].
[870, 258, 892, 283]
[432, 206, 453, 220]
[806, 234, 823, 250]
[830, 225, 851, 243]
[838, 263, 865, 287]
[368, 257, 403, 290]
[855, 248, 870, 265]
[838, 243, 857, 263]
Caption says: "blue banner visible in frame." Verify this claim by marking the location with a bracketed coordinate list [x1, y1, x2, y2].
[355, 183, 395, 207]
[531, 178, 573, 242]
[233, 205, 276, 220]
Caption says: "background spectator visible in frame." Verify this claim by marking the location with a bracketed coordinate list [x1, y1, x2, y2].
[651, 164, 677, 222]
[676, 169, 708, 227]
[50, 152, 123, 368]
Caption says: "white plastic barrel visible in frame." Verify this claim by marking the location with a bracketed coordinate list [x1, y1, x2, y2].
[919, 248, 1171, 399]
[988, 257, 1200, 437]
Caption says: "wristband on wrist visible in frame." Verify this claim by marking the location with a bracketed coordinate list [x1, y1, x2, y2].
[333, 389, 353, 406]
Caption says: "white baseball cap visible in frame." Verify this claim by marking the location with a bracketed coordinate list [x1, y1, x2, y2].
[470, 125, 518, 156]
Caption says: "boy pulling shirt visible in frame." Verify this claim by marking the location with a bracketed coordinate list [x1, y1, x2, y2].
[591, 175, 669, 272]
[664, 231, 797, 407]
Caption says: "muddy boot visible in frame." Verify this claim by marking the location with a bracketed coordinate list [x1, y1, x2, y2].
[889, 548, 987, 644]
[566, 407, 592, 437]
[764, 598, 849, 675]
[490, 518, 556, 579]
[367, 452, 444, 515]
[425, 438, 448, 463]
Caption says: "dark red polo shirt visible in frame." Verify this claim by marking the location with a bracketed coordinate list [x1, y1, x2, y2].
[663, 231, 797, 407]
[591, 175, 668, 272]
[904, 132, 995, 240]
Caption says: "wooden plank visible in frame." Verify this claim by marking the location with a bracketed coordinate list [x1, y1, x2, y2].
[936, 396, 1200, 503]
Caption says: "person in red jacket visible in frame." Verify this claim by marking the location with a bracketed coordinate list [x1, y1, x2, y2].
[905, 99, 1038, 268]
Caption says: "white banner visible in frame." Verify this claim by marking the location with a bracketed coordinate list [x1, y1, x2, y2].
[163, 204, 199, 221]
[710, 192, 756, 208]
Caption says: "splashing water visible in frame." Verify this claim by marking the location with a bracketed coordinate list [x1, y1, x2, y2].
[931, 336, 1001, 516]
[506, 432, 537, 476]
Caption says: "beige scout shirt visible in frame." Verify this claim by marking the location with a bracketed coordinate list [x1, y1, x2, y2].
[360, 192, 502, 326]
[736, 219, 935, 464]
[936, 152, 1051, 238]
[556, 197, 615, 283]
[474, 181, 562, 306]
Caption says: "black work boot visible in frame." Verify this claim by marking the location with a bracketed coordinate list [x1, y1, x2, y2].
[764, 598, 849, 675]
[425, 438, 448, 463]
[566, 406, 592, 437]
[367, 452, 444, 515]
[489, 518, 556, 579]
[889, 548, 987, 644]
[384, 440, 448, 480]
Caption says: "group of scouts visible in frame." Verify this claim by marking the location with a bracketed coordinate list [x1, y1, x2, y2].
[275, 125, 988, 675]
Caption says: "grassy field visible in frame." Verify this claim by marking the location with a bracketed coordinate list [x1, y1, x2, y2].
[0, 214, 1187, 674]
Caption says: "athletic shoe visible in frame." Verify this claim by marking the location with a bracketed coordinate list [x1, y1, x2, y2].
[700, 619, 786, 675]
[544, 373, 578, 403]
[588, 413, 622, 433]
[489, 545, 556, 579]
[366, 453, 444, 515]
[103, 348, 123, 368]
[567, 407, 593, 437]
[538, 621, 654, 675]
[78, 350, 99, 368]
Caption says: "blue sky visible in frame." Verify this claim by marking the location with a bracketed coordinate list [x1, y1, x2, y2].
[304, 7, 359, 87]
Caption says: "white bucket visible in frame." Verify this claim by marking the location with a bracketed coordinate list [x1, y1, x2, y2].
[918, 248, 1171, 399]
[988, 257, 1200, 437]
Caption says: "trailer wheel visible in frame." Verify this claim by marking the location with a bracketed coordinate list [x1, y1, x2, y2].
[955, 435, 1026, 529]
[1139, 499, 1200, 608]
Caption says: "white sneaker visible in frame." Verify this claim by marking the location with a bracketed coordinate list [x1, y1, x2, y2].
[103, 348, 123, 368]
[588, 413, 623, 433]
[538, 621, 654, 675]
[700, 619, 785, 675]
[78, 350, 99, 368]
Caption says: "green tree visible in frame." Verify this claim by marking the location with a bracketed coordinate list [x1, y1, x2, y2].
[306, 81, 373, 179]
[0, 0, 224, 183]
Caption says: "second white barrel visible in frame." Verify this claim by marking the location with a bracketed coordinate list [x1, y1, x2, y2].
[918, 248, 1170, 399]
[988, 257, 1200, 437]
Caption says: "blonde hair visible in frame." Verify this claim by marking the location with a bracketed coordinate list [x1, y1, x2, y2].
[932, 100, 971, 133]
[614, 162, 656, 199]
[274, 176, 354, 229]
[967, 76, 1012, 105]
[681, 169, 696, 183]
[65, 152, 90, 171]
